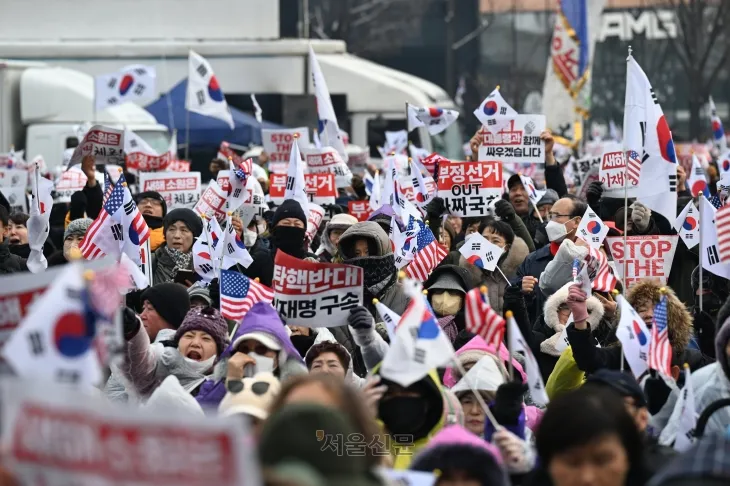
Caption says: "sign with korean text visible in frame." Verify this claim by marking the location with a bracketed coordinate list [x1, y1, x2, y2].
[126, 152, 171, 172]
[273, 251, 363, 328]
[0, 379, 251, 486]
[675, 143, 710, 175]
[606, 235, 678, 288]
[400, 178, 437, 205]
[269, 173, 336, 206]
[69, 125, 125, 167]
[139, 172, 201, 210]
[167, 159, 191, 172]
[303, 147, 353, 188]
[261, 128, 309, 165]
[0, 186, 27, 213]
[0, 168, 28, 188]
[478, 115, 546, 164]
[53, 167, 88, 203]
[421, 153, 449, 178]
[571, 155, 601, 188]
[305, 204, 325, 244]
[193, 180, 227, 222]
[599, 146, 639, 191]
[436, 160, 502, 216]
[348, 201, 373, 222]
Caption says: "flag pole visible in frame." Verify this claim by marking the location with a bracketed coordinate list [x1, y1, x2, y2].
[505, 309, 515, 381]
[699, 195, 703, 312]
[185, 108, 191, 161]
[615, 290, 625, 372]
[623, 45, 632, 285]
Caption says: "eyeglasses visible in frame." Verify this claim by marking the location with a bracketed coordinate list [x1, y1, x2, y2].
[548, 212, 573, 221]
[239, 344, 271, 355]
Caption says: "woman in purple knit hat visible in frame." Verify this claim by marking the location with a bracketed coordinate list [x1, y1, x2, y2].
[196, 302, 307, 409]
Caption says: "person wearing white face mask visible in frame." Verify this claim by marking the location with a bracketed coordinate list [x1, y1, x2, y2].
[514, 196, 587, 325]
[120, 306, 230, 399]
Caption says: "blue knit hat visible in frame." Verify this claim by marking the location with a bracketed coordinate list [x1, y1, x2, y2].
[174, 306, 230, 356]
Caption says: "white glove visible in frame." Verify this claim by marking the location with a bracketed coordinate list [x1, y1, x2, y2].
[630, 202, 651, 232]
[493, 429, 536, 474]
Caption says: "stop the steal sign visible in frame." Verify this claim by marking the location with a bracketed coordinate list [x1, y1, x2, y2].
[606, 235, 678, 288]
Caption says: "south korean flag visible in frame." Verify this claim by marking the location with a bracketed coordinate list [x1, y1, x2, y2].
[185, 50, 234, 129]
[576, 205, 610, 250]
[94, 65, 157, 112]
[474, 87, 517, 134]
[459, 233, 504, 272]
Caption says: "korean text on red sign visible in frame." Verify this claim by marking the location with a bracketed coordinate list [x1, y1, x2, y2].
[478, 115, 546, 164]
[436, 160, 502, 217]
[272, 252, 363, 328]
[348, 201, 372, 221]
[268, 173, 336, 206]
[304, 148, 352, 188]
[69, 125, 125, 166]
[0, 379, 252, 486]
[606, 235, 678, 288]
[139, 172, 201, 210]
[193, 180, 227, 222]
[126, 152, 171, 172]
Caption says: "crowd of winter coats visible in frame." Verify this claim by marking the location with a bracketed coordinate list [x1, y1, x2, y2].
[1, 131, 730, 486]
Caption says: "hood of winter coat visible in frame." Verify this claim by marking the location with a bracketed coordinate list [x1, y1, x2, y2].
[304, 327, 360, 386]
[544, 282, 605, 331]
[627, 280, 692, 354]
[338, 221, 392, 258]
[224, 302, 303, 363]
[442, 335, 526, 387]
[424, 264, 478, 294]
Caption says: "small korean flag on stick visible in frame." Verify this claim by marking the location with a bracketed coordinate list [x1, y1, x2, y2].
[576, 205, 610, 249]
[474, 86, 517, 134]
[673, 200, 699, 249]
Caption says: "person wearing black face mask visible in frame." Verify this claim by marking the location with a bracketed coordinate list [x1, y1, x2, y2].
[690, 266, 729, 359]
[242, 200, 316, 288]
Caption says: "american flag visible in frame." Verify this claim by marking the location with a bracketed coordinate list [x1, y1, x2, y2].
[220, 269, 274, 321]
[88, 262, 131, 318]
[586, 247, 617, 292]
[648, 295, 672, 377]
[80, 177, 126, 259]
[709, 195, 723, 210]
[465, 287, 505, 349]
[404, 219, 448, 282]
[717, 204, 730, 263]
[626, 150, 642, 185]
[572, 258, 581, 281]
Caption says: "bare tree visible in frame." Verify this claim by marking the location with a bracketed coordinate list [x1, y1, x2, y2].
[656, 0, 730, 138]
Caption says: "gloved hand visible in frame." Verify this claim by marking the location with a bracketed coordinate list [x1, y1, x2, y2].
[493, 429, 536, 474]
[208, 278, 221, 309]
[631, 202, 652, 232]
[350, 175, 368, 199]
[644, 372, 672, 415]
[586, 181, 603, 209]
[492, 381, 527, 426]
[122, 307, 141, 340]
[566, 284, 589, 323]
[348, 306, 375, 330]
[69, 190, 88, 220]
[424, 197, 446, 220]
[494, 199, 517, 222]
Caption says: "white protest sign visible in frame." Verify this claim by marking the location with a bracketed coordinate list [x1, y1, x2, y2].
[54, 167, 88, 203]
[0, 378, 253, 486]
[193, 180, 228, 222]
[305, 203, 325, 245]
[303, 147, 353, 188]
[0, 186, 27, 213]
[436, 160, 502, 216]
[381, 469, 436, 486]
[571, 155, 601, 188]
[68, 125, 125, 167]
[478, 115, 546, 164]
[599, 143, 639, 192]
[261, 128, 310, 167]
[272, 251, 363, 328]
[0, 167, 28, 188]
[607, 235, 679, 288]
[139, 172, 201, 210]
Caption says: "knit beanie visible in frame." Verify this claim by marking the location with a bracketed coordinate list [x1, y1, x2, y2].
[272, 199, 307, 228]
[174, 306, 230, 356]
[135, 191, 168, 217]
[164, 208, 203, 238]
[64, 218, 93, 241]
[140, 283, 191, 329]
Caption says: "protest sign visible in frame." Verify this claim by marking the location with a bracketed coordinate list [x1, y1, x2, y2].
[139, 172, 201, 209]
[0, 186, 27, 213]
[420, 153, 448, 178]
[436, 160, 502, 216]
[269, 173, 337, 206]
[0, 379, 252, 486]
[193, 180, 228, 222]
[69, 125, 125, 167]
[261, 128, 309, 166]
[607, 235, 678, 288]
[238, 177, 268, 227]
[0, 167, 28, 188]
[599, 145, 639, 191]
[126, 152, 171, 172]
[53, 167, 88, 203]
[571, 155, 601, 188]
[675, 143, 710, 175]
[303, 147, 353, 188]
[478, 115, 546, 164]
[347, 150, 369, 171]
[305, 204, 325, 244]
[348, 200, 373, 221]
[168, 159, 191, 172]
[400, 177, 437, 205]
[273, 251, 363, 328]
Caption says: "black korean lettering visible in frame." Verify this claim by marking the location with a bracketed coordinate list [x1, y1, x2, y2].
[499, 107, 507, 115]
[299, 299, 317, 319]
[320, 295, 340, 315]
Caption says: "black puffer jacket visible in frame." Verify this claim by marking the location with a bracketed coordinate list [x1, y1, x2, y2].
[0, 239, 27, 274]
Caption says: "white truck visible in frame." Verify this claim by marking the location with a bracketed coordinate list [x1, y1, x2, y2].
[0, 60, 170, 172]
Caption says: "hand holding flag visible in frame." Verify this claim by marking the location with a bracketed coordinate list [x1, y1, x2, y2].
[647, 290, 672, 377]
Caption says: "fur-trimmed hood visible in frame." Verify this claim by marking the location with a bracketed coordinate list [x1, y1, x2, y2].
[627, 280, 692, 354]
[544, 283, 605, 331]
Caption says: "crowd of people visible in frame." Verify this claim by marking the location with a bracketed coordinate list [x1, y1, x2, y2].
[1, 126, 729, 486]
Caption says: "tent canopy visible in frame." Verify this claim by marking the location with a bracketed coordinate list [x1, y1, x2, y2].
[145, 80, 282, 149]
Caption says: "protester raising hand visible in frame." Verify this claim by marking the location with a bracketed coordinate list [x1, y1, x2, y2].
[566, 284, 589, 328]
[81, 155, 97, 187]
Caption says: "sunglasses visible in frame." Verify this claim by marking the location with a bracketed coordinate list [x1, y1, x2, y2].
[226, 379, 271, 395]
[238, 344, 272, 356]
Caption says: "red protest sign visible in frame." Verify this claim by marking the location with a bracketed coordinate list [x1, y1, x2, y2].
[193, 181, 227, 222]
[168, 159, 191, 172]
[272, 251, 363, 328]
[606, 235, 678, 288]
[436, 160, 502, 216]
[268, 173, 337, 206]
[348, 201, 372, 221]
[126, 152, 172, 172]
